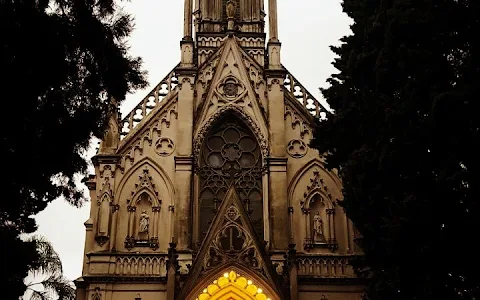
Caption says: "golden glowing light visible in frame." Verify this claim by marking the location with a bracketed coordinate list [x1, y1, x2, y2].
[194, 270, 273, 300]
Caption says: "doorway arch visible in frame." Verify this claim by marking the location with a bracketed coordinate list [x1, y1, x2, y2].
[187, 267, 280, 300]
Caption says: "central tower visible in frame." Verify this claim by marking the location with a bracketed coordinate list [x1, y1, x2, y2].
[195, 0, 265, 33]
[182, 0, 281, 68]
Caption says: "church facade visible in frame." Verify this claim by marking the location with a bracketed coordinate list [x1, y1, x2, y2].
[75, 1, 364, 299]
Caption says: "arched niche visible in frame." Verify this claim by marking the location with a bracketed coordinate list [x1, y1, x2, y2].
[114, 157, 174, 251]
[95, 178, 114, 246]
[288, 160, 343, 252]
[301, 192, 336, 252]
[124, 168, 162, 250]
[115, 157, 175, 205]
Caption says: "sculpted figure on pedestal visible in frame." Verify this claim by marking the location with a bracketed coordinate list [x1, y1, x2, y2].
[139, 210, 150, 234]
[313, 211, 324, 242]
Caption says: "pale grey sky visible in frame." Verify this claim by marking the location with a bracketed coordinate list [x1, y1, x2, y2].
[34, 0, 352, 281]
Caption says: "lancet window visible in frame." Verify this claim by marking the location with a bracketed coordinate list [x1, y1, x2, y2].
[199, 116, 263, 240]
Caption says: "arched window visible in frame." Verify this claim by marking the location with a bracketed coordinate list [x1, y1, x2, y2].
[199, 116, 263, 240]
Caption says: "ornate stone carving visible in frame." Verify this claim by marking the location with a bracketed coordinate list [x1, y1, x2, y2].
[300, 169, 338, 252]
[217, 76, 245, 100]
[313, 211, 325, 243]
[283, 69, 329, 119]
[120, 67, 179, 139]
[95, 176, 113, 246]
[124, 168, 162, 250]
[155, 137, 175, 156]
[203, 204, 261, 272]
[303, 169, 331, 201]
[286, 139, 308, 158]
[198, 56, 220, 88]
[114, 255, 167, 276]
[284, 104, 311, 139]
[139, 210, 150, 233]
[118, 99, 178, 172]
[193, 106, 269, 168]
[296, 255, 355, 277]
[91, 288, 101, 300]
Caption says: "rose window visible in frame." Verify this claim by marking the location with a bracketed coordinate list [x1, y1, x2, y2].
[199, 117, 263, 240]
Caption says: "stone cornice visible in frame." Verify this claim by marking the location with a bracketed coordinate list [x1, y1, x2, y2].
[80, 275, 167, 284]
[91, 154, 122, 166]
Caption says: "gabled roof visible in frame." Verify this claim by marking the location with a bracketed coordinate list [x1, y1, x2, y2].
[177, 185, 286, 300]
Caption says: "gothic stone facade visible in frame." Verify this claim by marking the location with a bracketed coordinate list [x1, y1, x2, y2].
[75, 1, 364, 299]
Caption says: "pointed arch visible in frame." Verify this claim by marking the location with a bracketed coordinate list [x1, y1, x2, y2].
[196, 113, 265, 240]
[186, 264, 281, 300]
[115, 156, 175, 206]
[132, 189, 159, 207]
[287, 158, 343, 207]
[193, 105, 269, 168]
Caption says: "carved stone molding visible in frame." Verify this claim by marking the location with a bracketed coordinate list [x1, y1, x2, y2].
[284, 104, 311, 139]
[193, 106, 269, 168]
[120, 67, 179, 140]
[124, 168, 163, 250]
[95, 236, 109, 247]
[155, 137, 175, 156]
[113, 254, 167, 277]
[216, 75, 246, 101]
[286, 139, 308, 158]
[91, 287, 101, 300]
[296, 255, 356, 278]
[118, 100, 178, 173]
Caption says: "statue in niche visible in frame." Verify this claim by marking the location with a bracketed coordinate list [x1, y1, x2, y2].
[226, 0, 235, 30]
[139, 210, 150, 235]
[313, 211, 325, 242]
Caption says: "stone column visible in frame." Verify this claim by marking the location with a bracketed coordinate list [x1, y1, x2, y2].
[286, 244, 298, 300]
[166, 242, 179, 300]
[173, 67, 196, 250]
[266, 71, 288, 250]
[267, 0, 281, 69]
[184, 0, 193, 38]
[109, 204, 119, 251]
[268, 0, 279, 41]
[128, 206, 136, 238]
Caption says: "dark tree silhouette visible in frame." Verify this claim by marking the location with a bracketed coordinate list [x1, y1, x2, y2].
[311, 1, 480, 299]
[0, 0, 147, 298]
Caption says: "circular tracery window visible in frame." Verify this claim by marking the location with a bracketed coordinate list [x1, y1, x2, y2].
[199, 117, 263, 240]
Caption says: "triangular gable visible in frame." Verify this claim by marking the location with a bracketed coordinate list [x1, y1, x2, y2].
[177, 185, 285, 299]
[194, 37, 268, 140]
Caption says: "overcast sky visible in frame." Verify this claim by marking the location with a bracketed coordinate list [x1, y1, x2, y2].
[34, 0, 352, 281]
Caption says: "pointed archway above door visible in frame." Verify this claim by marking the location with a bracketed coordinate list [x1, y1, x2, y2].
[189, 269, 279, 300]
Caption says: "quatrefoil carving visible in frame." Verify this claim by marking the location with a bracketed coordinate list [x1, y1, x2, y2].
[155, 137, 175, 156]
[286, 139, 308, 158]
[216, 75, 246, 100]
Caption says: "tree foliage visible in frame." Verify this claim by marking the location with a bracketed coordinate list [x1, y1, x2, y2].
[311, 0, 480, 299]
[24, 236, 75, 300]
[0, 0, 147, 297]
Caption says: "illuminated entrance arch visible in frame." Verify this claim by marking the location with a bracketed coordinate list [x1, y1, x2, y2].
[189, 270, 278, 300]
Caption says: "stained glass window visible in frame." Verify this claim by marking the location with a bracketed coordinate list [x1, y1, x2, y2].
[199, 116, 263, 240]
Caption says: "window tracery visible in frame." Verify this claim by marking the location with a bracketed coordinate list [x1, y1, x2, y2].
[198, 116, 264, 240]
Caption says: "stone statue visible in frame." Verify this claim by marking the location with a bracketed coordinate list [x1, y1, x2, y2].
[313, 211, 324, 241]
[226, 0, 235, 19]
[139, 210, 150, 233]
[226, 0, 235, 30]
